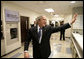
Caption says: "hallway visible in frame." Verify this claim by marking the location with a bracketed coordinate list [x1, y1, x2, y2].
[1, 1, 83, 58]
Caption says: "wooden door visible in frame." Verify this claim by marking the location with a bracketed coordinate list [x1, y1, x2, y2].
[20, 16, 29, 43]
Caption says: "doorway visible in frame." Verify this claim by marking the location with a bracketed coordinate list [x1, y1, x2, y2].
[20, 16, 29, 43]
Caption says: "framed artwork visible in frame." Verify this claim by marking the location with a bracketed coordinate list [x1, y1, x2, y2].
[5, 9, 19, 22]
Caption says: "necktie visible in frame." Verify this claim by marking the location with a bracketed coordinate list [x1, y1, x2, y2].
[38, 28, 41, 40]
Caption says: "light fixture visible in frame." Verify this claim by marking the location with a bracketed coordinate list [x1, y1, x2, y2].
[70, 1, 76, 3]
[54, 14, 59, 17]
[45, 8, 54, 12]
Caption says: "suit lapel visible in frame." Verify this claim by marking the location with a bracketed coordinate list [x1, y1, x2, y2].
[34, 26, 39, 42]
[41, 26, 46, 40]
[34, 26, 46, 43]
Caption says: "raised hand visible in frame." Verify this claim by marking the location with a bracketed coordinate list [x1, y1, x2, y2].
[70, 13, 78, 24]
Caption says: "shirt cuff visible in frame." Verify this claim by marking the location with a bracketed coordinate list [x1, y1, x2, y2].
[69, 22, 72, 26]
[24, 50, 29, 53]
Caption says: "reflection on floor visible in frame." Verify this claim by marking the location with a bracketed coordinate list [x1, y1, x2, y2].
[2, 32, 72, 58]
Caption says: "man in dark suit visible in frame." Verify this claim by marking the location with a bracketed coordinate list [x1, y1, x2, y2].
[60, 21, 65, 41]
[31, 20, 37, 27]
[24, 14, 77, 58]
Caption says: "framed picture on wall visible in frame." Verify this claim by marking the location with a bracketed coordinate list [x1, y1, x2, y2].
[5, 9, 19, 22]
[10, 28, 18, 39]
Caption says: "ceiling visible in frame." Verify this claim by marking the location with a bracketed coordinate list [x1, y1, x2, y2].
[9, 1, 83, 17]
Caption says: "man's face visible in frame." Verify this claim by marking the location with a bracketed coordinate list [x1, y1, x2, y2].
[34, 21, 37, 24]
[38, 16, 46, 27]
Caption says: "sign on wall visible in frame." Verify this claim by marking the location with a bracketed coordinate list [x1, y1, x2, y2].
[5, 9, 19, 22]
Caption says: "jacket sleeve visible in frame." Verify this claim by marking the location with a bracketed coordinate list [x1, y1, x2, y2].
[24, 29, 32, 51]
[50, 23, 71, 33]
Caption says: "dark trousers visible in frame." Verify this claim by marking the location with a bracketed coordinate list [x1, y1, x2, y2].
[33, 48, 42, 58]
[33, 54, 42, 58]
[33, 50, 49, 58]
[60, 31, 65, 40]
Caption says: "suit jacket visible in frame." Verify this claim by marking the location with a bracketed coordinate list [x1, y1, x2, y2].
[60, 24, 65, 34]
[24, 23, 71, 58]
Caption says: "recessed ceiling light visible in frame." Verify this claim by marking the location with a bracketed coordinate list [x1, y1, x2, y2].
[45, 8, 54, 12]
[70, 1, 76, 3]
[54, 14, 59, 17]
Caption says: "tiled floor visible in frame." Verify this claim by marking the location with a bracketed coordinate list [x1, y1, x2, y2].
[2, 32, 72, 58]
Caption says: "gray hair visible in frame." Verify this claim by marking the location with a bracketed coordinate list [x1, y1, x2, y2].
[36, 16, 46, 24]
[36, 16, 44, 21]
